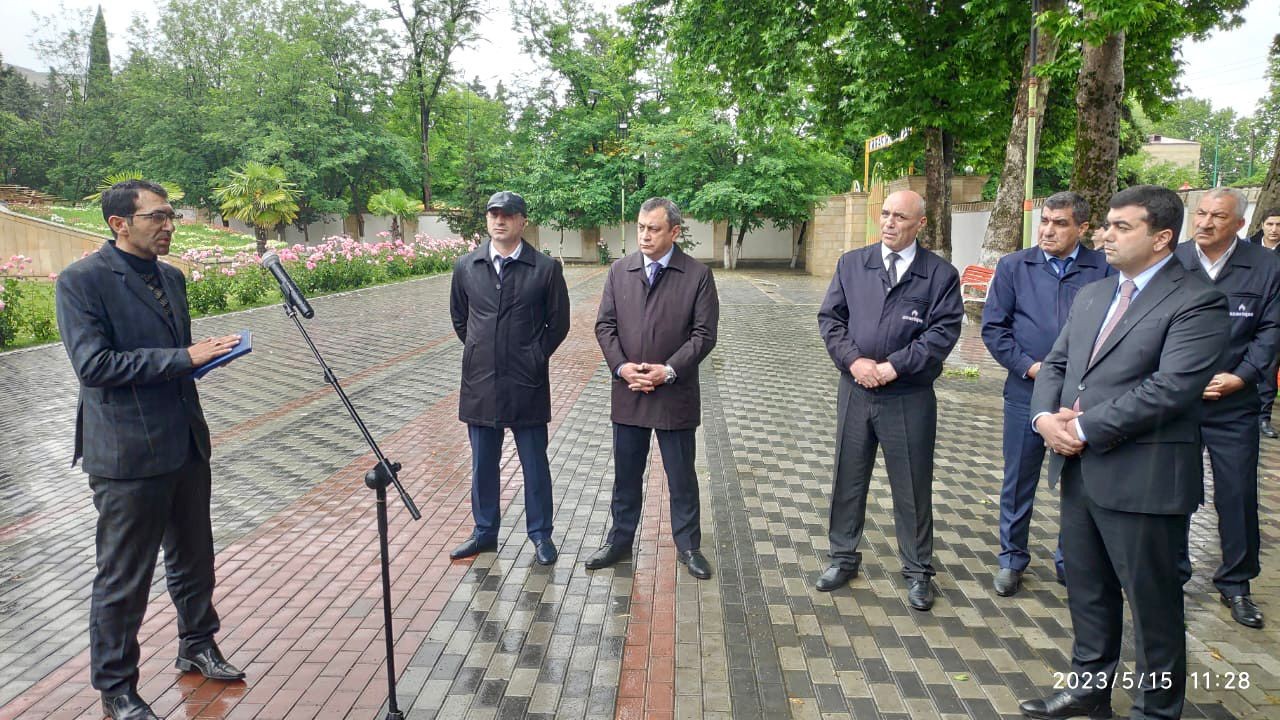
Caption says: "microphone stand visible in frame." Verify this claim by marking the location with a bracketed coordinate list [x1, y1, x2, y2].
[281, 300, 421, 720]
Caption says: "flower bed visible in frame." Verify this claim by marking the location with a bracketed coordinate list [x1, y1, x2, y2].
[0, 255, 59, 349]
[0, 235, 473, 350]
[179, 234, 474, 315]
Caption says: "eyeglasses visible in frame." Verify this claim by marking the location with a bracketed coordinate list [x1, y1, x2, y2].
[126, 211, 182, 223]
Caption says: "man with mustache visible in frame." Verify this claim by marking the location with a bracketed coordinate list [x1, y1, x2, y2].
[1172, 188, 1280, 629]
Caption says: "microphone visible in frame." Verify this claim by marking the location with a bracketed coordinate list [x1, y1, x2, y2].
[260, 252, 314, 319]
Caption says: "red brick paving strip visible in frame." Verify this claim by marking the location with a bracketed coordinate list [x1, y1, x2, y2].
[0, 302, 607, 720]
[613, 447, 678, 720]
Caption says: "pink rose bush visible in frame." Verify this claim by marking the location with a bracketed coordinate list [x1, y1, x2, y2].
[0, 255, 58, 349]
[179, 234, 474, 315]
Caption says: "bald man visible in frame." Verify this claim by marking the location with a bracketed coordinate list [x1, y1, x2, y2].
[816, 190, 964, 610]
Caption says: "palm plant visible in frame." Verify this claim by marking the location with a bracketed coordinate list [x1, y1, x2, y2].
[84, 171, 185, 204]
[367, 188, 425, 242]
[213, 162, 301, 254]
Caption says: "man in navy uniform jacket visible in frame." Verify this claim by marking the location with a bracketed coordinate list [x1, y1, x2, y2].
[981, 191, 1113, 597]
[1173, 187, 1280, 630]
[816, 190, 963, 611]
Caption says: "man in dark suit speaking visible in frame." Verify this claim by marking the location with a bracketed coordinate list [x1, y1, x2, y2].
[1019, 185, 1228, 720]
[55, 180, 245, 720]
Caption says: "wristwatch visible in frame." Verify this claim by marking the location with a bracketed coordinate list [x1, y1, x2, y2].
[664, 365, 677, 384]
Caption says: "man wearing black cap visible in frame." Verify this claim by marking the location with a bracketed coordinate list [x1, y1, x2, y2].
[448, 191, 571, 565]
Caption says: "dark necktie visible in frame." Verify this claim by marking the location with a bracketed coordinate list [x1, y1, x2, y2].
[647, 262, 663, 287]
[138, 271, 171, 316]
[886, 252, 900, 287]
[1049, 256, 1073, 277]
[497, 255, 513, 276]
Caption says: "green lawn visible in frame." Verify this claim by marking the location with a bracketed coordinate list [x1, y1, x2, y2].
[12, 205, 259, 254]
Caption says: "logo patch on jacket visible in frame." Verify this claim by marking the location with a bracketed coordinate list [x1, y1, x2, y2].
[1230, 303, 1253, 318]
[902, 308, 925, 324]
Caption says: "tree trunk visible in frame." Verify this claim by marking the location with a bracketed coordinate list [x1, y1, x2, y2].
[392, 217, 402, 242]
[413, 55, 433, 208]
[732, 225, 748, 269]
[922, 127, 954, 261]
[255, 226, 268, 255]
[722, 223, 733, 269]
[980, 0, 1065, 267]
[1071, 30, 1125, 232]
[1249, 139, 1280, 236]
[790, 220, 807, 269]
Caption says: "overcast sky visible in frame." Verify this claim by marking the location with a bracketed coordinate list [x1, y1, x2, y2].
[0, 0, 1276, 117]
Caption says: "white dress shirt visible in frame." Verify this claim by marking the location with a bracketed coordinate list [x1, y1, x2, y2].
[881, 241, 917, 286]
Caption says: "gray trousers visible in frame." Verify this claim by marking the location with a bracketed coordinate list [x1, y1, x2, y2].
[828, 374, 936, 581]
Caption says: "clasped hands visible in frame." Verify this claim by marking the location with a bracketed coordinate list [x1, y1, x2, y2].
[619, 362, 668, 393]
[849, 357, 898, 389]
[1035, 407, 1085, 457]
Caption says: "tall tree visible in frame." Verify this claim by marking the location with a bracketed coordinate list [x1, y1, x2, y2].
[1045, 0, 1248, 229]
[1250, 34, 1280, 236]
[981, 0, 1067, 266]
[391, 0, 482, 208]
[86, 6, 111, 101]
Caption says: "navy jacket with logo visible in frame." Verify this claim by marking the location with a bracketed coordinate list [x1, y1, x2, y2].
[818, 242, 963, 394]
[1174, 237, 1280, 414]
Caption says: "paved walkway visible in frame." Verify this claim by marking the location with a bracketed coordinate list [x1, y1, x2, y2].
[0, 267, 1276, 719]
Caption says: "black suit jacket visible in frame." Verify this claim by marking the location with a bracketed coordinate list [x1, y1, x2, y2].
[1031, 258, 1228, 515]
[55, 244, 209, 479]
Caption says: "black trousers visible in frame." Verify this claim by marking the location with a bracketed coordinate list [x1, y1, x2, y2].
[88, 448, 220, 695]
[1060, 460, 1186, 720]
[606, 423, 701, 552]
[1177, 406, 1262, 595]
[828, 376, 936, 581]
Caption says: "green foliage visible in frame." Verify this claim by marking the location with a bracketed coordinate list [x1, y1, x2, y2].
[86, 7, 111, 101]
[213, 162, 302, 252]
[84, 172, 186, 204]
[368, 188, 425, 240]
[1118, 151, 1203, 190]
[0, 257, 58, 350]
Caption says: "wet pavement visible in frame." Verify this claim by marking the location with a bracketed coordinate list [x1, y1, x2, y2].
[0, 267, 1276, 719]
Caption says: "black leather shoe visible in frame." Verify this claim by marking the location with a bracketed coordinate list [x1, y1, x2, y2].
[678, 549, 712, 579]
[584, 543, 632, 570]
[907, 579, 936, 611]
[994, 568, 1022, 597]
[449, 534, 497, 560]
[1261, 420, 1279, 439]
[1019, 689, 1112, 719]
[101, 691, 159, 720]
[1221, 593, 1265, 628]
[175, 644, 245, 681]
[815, 565, 858, 592]
[532, 538, 558, 565]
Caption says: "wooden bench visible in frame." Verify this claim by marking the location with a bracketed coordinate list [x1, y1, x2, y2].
[960, 264, 994, 304]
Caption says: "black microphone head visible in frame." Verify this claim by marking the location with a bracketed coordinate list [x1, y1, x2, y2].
[260, 251, 281, 268]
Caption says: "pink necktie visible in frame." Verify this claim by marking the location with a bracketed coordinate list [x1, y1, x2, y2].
[1074, 280, 1136, 412]
[1090, 280, 1136, 364]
